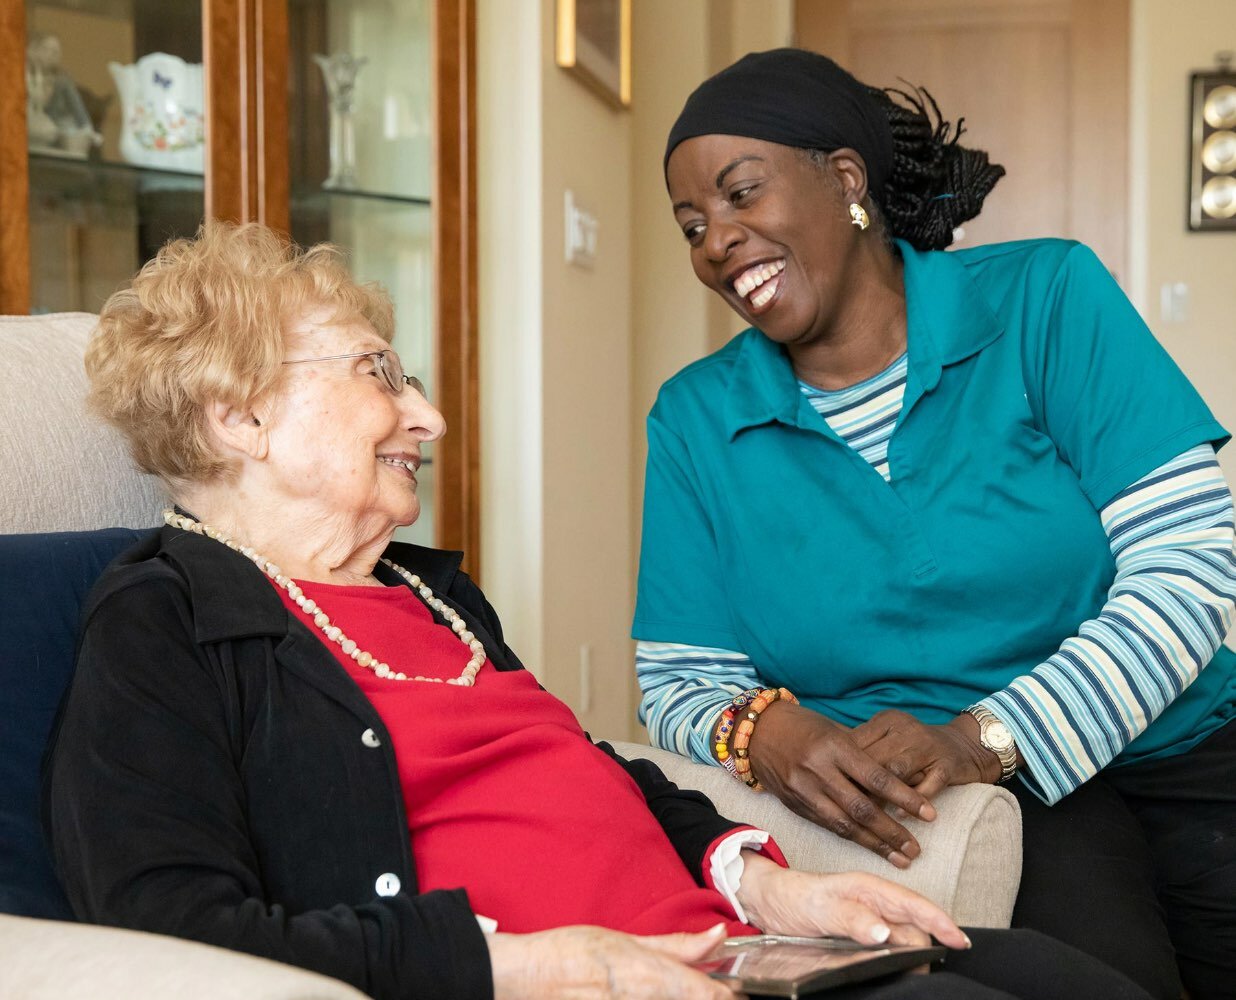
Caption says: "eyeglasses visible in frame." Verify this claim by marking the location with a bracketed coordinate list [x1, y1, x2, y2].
[282, 350, 426, 397]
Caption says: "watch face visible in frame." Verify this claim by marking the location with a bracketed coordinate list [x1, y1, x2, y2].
[984, 721, 1015, 753]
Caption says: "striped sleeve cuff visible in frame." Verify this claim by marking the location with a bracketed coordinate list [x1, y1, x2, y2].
[636, 641, 763, 764]
[983, 444, 1236, 803]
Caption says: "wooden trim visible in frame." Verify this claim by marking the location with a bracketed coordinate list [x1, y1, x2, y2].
[205, 0, 245, 222]
[432, 0, 481, 577]
[255, 0, 289, 234]
[0, 1, 30, 313]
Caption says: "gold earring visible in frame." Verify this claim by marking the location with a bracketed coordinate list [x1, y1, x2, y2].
[849, 202, 870, 230]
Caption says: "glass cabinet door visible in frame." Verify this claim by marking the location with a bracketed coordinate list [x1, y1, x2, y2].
[24, 0, 205, 313]
[287, 0, 435, 545]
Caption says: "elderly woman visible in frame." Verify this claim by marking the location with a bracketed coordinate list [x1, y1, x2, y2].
[41, 222, 1149, 1000]
[635, 48, 1236, 1000]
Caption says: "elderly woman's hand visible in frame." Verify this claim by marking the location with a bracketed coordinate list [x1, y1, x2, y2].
[747, 702, 938, 867]
[734, 854, 971, 952]
[850, 710, 1001, 799]
[488, 923, 739, 999]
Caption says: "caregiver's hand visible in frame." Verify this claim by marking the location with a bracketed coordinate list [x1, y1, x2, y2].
[748, 702, 938, 867]
[851, 710, 1001, 800]
[489, 923, 739, 1000]
[735, 854, 972, 951]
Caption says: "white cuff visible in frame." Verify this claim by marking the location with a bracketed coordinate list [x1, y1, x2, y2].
[709, 828, 771, 924]
[475, 913, 498, 934]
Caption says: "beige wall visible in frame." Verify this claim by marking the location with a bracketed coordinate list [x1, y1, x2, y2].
[1129, 0, 1236, 485]
[479, 0, 636, 739]
[477, 0, 545, 680]
[478, 1, 789, 739]
[628, 3, 793, 725]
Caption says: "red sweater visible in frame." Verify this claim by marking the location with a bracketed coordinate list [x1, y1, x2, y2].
[277, 579, 758, 935]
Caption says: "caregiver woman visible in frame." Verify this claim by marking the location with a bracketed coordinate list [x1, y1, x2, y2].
[633, 48, 1236, 1000]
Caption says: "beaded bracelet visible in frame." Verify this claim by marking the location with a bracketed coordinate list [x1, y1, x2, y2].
[712, 687, 761, 768]
[714, 686, 798, 790]
[712, 706, 739, 775]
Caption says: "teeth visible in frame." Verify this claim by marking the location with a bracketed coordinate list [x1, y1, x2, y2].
[732, 259, 785, 298]
[750, 279, 779, 308]
[379, 457, 415, 472]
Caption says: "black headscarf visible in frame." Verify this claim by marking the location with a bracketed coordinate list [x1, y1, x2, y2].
[664, 49, 894, 199]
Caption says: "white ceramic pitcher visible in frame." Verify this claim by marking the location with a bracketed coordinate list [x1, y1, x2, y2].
[109, 52, 205, 173]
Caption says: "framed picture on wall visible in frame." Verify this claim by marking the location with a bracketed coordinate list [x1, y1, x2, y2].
[555, 0, 630, 108]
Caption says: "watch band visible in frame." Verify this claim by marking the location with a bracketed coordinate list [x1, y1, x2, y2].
[966, 704, 1019, 783]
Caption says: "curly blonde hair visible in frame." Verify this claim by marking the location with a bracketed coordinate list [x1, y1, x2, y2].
[86, 221, 394, 490]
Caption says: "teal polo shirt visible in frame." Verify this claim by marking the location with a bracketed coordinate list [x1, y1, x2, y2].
[633, 238, 1235, 765]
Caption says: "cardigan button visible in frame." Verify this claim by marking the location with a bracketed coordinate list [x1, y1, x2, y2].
[361, 728, 381, 748]
[375, 873, 401, 896]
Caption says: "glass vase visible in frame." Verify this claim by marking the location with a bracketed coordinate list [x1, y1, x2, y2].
[314, 52, 367, 189]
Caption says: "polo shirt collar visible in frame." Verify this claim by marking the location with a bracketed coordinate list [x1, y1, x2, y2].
[723, 239, 1004, 438]
[897, 239, 1004, 394]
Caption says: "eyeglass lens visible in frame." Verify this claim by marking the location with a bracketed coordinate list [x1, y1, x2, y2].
[376, 351, 402, 393]
[377, 351, 426, 398]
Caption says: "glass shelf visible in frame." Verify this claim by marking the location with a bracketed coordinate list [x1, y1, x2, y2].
[30, 0, 134, 18]
[290, 183, 430, 207]
[30, 151, 204, 183]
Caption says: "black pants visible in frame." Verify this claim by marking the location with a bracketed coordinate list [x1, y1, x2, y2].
[819, 928, 1151, 999]
[1009, 718, 1236, 1000]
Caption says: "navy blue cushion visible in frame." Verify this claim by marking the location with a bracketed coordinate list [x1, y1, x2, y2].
[0, 527, 155, 918]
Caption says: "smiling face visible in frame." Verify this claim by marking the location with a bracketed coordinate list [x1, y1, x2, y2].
[667, 134, 868, 351]
[261, 307, 445, 534]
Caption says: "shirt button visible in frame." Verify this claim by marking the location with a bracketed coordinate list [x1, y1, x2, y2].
[361, 728, 381, 748]
[375, 873, 401, 897]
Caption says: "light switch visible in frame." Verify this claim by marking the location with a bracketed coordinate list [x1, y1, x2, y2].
[1160, 282, 1190, 324]
[564, 190, 598, 268]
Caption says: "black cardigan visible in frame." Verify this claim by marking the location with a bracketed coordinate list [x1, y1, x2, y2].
[43, 527, 740, 1000]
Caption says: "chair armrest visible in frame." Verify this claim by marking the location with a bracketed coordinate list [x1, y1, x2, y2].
[0, 914, 368, 1000]
[609, 740, 1022, 928]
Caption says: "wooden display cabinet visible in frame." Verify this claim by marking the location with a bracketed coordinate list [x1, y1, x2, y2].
[0, 0, 479, 572]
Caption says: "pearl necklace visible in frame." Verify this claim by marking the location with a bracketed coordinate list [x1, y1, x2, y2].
[163, 510, 485, 686]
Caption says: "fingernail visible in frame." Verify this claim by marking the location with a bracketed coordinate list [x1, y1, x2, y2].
[871, 924, 891, 944]
[918, 803, 937, 821]
[889, 851, 911, 869]
[707, 922, 726, 934]
[963, 933, 973, 949]
[900, 839, 920, 859]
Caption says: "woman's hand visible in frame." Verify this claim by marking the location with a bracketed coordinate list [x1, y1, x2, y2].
[850, 711, 1001, 799]
[735, 854, 971, 951]
[488, 923, 739, 999]
[747, 702, 938, 867]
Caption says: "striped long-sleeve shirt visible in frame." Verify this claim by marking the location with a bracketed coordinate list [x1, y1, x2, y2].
[636, 355, 1236, 804]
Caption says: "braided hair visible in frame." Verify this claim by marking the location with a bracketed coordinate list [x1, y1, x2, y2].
[863, 84, 1005, 250]
[664, 49, 1005, 251]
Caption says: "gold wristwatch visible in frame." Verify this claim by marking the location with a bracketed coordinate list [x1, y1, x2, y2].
[965, 705, 1019, 783]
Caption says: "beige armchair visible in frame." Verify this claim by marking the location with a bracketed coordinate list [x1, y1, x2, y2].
[0, 312, 1021, 997]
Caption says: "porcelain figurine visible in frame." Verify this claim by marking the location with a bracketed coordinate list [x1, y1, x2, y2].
[109, 52, 205, 173]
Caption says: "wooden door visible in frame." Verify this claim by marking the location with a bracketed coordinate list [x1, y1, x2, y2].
[795, 0, 1129, 282]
